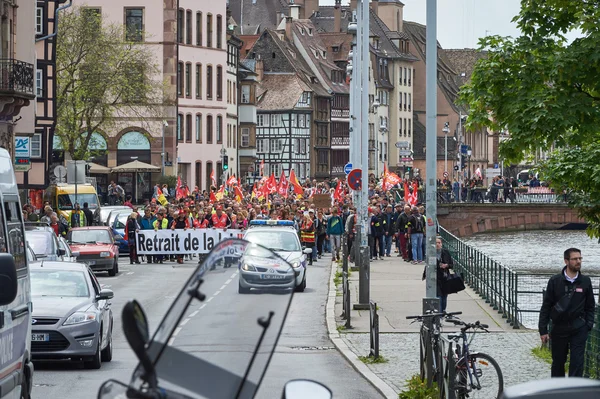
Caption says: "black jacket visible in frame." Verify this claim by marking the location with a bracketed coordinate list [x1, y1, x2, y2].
[538, 267, 596, 336]
[437, 249, 454, 296]
[395, 212, 409, 233]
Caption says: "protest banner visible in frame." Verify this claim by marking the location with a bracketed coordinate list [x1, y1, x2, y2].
[136, 229, 244, 255]
[312, 193, 332, 209]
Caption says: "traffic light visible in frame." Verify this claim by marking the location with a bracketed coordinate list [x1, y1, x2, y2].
[223, 155, 229, 171]
[460, 154, 466, 170]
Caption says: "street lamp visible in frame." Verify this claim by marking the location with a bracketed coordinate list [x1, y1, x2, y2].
[161, 120, 168, 177]
[442, 122, 450, 173]
[131, 156, 139, 203]
[466, 149, 472, 179]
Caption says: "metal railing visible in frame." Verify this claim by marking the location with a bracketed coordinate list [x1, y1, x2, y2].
[584, 306, 600, 379]
[0, 59, 35, 96]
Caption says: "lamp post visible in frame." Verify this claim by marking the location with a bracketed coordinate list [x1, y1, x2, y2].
[443, 122, 450, 173]
[131, 156, 139, 203]
[467, 149, 472, 179]
[161, 120, 168, 177]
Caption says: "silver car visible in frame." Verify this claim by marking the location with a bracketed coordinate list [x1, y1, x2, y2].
[30, 261, 114, 369]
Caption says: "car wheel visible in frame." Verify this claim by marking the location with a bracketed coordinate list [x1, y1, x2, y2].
[295, 275, 306, 292]
[101, 325, 113, 362]
[238, 282, 251, 294]
[115, 258, 119, 274]
[84, 339, 102, 369]
[108, 261, 117, 277]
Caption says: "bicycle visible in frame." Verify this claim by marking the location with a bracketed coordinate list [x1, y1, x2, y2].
[445, 317, 504, 399]
[407, 311, 462, 387]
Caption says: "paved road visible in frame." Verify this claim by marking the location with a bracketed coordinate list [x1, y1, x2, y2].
[34, 254, 382, 398]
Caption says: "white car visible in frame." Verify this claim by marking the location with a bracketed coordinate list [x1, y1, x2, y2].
[240, 220, 311, 293]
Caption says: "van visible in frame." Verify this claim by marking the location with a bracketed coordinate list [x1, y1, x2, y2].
[0, 147, 34, 398]
[44, 183, 100, 223]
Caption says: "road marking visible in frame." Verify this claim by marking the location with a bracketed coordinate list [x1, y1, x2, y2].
[189, 310, 199, 317]
[220, 284, 227, 290]
[231, 272, 237, 279]
[199, 304, 207, 309]
[214, 290, 221, 296]
[206, 297, 213, 303]
[180, 318, 190, 326]
[168, 337, 175, 345]
[225, 279, 232, 284]
[127, 272, 134, 275]
[173, 327, 182, 337]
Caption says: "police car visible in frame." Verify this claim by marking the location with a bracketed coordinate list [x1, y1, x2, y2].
[239, 220, 311, 294]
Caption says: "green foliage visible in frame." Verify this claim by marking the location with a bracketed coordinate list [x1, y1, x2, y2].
[531, 345, 569, 373]
[398, 375, 439, 399]
[460, 0, 600, 238]
[56, 7, 170, 160]
[333, 269, 343, 286]
[358, 355, 388, 364]
[157, 175, 177, 188]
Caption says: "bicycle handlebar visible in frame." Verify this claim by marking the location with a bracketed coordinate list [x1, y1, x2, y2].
[406, 311, 462, 320]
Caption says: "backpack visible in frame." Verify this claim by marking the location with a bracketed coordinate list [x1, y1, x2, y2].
[412, 215, 424, 233]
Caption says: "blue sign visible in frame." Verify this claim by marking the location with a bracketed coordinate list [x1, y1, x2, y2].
[347, 169, 362, 191]
[344, 162, 353, 175]
[460, 144, 469, 154]
[14, 137, 30, 158]
[494, 163, 499, 169]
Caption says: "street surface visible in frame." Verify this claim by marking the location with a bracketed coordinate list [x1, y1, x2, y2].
[33, 256, 383, 398]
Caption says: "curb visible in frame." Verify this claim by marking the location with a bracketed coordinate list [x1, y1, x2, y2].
[325, 262, 398, 399]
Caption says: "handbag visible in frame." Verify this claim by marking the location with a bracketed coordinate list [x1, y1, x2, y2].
[442, 269, 466, 295]
[550, 285, 577, 322]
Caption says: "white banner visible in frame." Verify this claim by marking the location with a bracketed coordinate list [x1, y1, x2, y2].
[136, 229, 244, 255]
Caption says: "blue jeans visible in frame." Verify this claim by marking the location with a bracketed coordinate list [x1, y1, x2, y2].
[384, 235, 393, 255]
[438, 295, 448, 313]
[411, 233, 424, 261]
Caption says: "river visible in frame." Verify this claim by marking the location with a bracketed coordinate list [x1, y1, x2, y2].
[462, 229, 600, 274]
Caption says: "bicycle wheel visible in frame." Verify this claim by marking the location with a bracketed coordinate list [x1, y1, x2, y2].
[457, 352, 503, 399]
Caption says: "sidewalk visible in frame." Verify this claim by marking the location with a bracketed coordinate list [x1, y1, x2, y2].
[326, 255, 550, 397]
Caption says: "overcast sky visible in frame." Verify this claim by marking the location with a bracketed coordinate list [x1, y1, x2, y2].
[319, 0, 575, 49]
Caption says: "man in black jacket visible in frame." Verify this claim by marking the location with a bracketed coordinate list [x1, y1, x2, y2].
[538, 247, 596, 377]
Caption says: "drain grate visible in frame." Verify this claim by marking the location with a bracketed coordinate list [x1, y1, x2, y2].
[290, 346, 335, 351]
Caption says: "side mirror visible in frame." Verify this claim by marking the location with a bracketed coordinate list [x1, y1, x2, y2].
[97, 379, 128, 399]
[114, 235, 124, 241]
[122, 300, 156, 387]
[303, 248, 313, 255]
[283, 380, 332, 399]
[71, 251, 80, 258]
[0, 254, 17, 306]
[96, 288, 114, 301]
[58, 248, 66, 256]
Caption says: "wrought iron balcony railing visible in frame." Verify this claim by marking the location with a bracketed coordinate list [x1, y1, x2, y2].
[0, 59, 35, 97]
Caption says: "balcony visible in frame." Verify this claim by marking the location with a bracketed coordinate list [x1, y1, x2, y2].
[0, 59, 35, 118]
[331, 135, 349, 146]
[331, 164, 344, 176]
[331, 109, 350, 118]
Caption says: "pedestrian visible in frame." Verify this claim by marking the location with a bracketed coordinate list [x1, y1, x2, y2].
[326, 207, 343, 262]
[82, 202, 94, 226]
[382, 204, 394, 257]
[171, 211, 189, 264]
[395, 205, 410, 261]
[152, 211, 169, 264]
[49, 214, 67, 238]
[538, 247, 596, 377]
[69, 203, 87, 228]
[434, 237, 453, 312]
[125, 212, 141, 265]
[407, 206, 424, 264]
[300, 212, 316, 265]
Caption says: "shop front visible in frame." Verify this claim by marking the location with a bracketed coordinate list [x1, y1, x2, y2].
[116, 131, 152, 202]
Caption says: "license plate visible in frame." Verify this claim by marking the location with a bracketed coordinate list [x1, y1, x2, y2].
[87, 260, 96, 265]
[32, 333, 49, 342]
[260, 274, 287, 280]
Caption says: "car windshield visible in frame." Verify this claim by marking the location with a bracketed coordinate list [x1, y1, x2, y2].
[57, 193, 99, 211]
[27, 232, 55, 257]
[244, 231, 301, 252]
[31, 270, 90, 297]
[101, 207, 129, 223]
[69, 229, 112, 244]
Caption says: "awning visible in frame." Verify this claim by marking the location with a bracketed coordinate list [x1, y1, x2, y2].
[89, 162, 111, 174]
[111, 160, 161, 173]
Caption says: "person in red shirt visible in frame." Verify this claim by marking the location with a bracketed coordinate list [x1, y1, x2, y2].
[210, 205, 231, 230]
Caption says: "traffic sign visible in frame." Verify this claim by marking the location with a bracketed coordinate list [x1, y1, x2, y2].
[398, 150, 412, 156]
[164, 161, 173, 167]
[344, 162, 353, 175]
[347, 168, 362, 191]
[395, 141, 410, 148]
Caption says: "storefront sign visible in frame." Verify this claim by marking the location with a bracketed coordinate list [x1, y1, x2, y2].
[118, 131, 150, 150]
[14, 136, 31, 158]
[52, 132, 107, 150]
[136, 229, 244, 255]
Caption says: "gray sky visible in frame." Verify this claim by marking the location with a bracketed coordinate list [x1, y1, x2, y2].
[319, 0, 577, 49]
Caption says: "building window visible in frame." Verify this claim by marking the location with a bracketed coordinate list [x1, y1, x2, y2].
[36, 69, 43, 97]
[270, 114, 280, 127]
[216, 14, 222, 49]
[186, 10, 192, 45]
[318, 150, 328, 165]
[241, 128, 250, 147]
[206, 115, 213, 143]
[36, 7, 44, 34]
[206, 162, 213, 189]
[216, 66, 223, 100]
[185, 63, 191, 97]
[216, 116, 223, 143]
[177, 62, 183, 97]
[257, 139, 267, 153]
[31, 133, 42, 158]
[177, 8, 184, 43]
[271, 139, 282, 153]
[195, 64, 202, 98]
[186, 114, 192, 142]
[206, 65, 213, 99]
[195, 162, 202, 190]
[408, 93, 411, 111]
[241, 85, 250, 104]
[125, 8, 144, 42]
[177, 114, 183, 141]
[206, 14, 213, 47]
[196, 114, 202, 143]
[196, 12, 202, 46]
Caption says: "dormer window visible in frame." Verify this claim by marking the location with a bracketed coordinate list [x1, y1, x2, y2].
[301, 27, 305, 35]
[322, 50, 326, 58]
[308, 28, 313, 36]
[332, 46, 339, 53]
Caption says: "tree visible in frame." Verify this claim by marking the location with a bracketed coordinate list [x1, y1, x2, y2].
[460, 0, 600, 238]
[55, 7, 169, 160]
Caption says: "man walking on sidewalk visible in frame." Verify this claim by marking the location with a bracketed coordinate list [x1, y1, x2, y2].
[382, 204, 395, 257]
[395, 204, 410, 261]
[407, 206, 424, 264]
[326, 207, 343, 262]
[538, 248, 595, 377]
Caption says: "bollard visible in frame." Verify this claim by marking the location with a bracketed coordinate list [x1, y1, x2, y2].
[369, 300, 379, 359]
[342, 233, 348, 274]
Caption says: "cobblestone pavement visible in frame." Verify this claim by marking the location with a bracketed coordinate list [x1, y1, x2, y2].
[341, 331, 551, 394]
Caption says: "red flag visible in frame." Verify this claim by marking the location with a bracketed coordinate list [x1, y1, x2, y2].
[176, 176, 186, 200]
[266, 173, 277, 193]
[382, 164, 389, 192]
[410, 181, 419, 205]
[261, 179, 270, 200]
[278, 172, 289, 197]
[234, 185, 244, 202]
[210, 170, 216, 187]
[404, 181, 410, 203]
[289, 170, 304, 195]
[227, 174, 238, 187]
[209, 191, 217, 203]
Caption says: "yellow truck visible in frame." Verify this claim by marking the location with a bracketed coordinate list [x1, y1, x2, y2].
[44, 184, 100, 222]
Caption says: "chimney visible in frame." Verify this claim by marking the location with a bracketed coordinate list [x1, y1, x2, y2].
[256, 57, 264, 82]
[290, 3, 300, 20]
[371, 0, 379, 14]
[334, 0, 341, 32]
[305, 0, 319, 18]
[285, 16, 293, 41]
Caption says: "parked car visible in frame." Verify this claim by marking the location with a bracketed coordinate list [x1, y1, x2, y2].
[106, 208, 131, 230]
[97, 206, 130, 226]
[58, 235, 79, 262]
[67, 227, 120, 276]
[30, 261, 114, 369]
[111, 211, 132, 253]
[25, 223, 66, 261]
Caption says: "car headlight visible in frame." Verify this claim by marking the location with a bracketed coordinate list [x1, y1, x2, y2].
[292, 262, 301, 269]
[242, 263, 256, 271]
[63, 311, 97, 326]
[99, 251, 111, 258]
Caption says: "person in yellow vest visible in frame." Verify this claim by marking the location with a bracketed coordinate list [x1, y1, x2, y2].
[152, 212, 169, 264]
[69, 203, 87, 228]
[300, 211, 316, 265]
